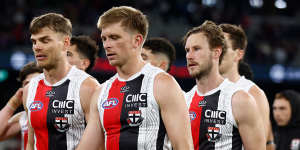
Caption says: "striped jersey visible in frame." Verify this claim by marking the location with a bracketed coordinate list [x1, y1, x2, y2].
[185, 79, 243, 150]
[26, 66, 89, 150]
[235, 76, 255, 92]
[97, 63, 171, 150]
[19, 111, 28, 150]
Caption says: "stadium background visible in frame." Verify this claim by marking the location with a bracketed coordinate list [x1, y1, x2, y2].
[0, 0, 299, 149]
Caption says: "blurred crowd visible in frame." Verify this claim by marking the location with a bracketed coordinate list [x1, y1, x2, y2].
[1, 0, 300, 66]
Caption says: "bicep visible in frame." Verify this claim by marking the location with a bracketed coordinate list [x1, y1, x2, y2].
[232, 91, 266, 150]
[0, 121, 20, 141]
[154, 74, 193, 149]
[77, 88, 105, 150]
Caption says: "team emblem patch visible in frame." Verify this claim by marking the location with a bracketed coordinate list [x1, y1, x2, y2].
[127, 110, 144, 127]
[206, 127, 222, 142]
[120, 86, 130, 93]
[54, 117, 69, 132]
[29, 101, 43, 112]
[102, 98, 119, 109]
[189, 111, 197, 121]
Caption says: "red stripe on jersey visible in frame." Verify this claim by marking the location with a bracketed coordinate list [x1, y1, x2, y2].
[189, 92, 204, 150]
[103, 79, 125, 150]
[30, 80, 52, 150]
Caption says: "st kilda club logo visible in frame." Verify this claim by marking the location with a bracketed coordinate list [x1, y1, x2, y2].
[127, 110, 144, 127]
[54, 117, 70, 132]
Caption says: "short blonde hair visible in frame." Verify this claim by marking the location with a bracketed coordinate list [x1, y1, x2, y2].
[97, 6, 149, 39]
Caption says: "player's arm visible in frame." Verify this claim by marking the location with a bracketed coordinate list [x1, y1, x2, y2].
[0, 88, 23, 139]
[249, 85, 271, 138]
[80, 77, 100, 124]
[154, 73, 193, 150]
[266, 124, 275, 150]
[0, 112, 22, 141]
[22, 85, 34, 150]
[232, 90, 266, 150]
[76, 87, 105, 150]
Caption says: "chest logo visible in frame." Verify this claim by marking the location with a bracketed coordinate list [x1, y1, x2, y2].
[125, 93, 147, 108]
[29, 101, 43, 112]
[203, 109, 226, 125]
[46, 90, 55, 97]
[102, 98, 119, 109]
[54, 117, 69, 132]
[206, 127, 222, 142]
[189, 111, 197, 121]
[198, 100, 207, 107]
[120, 86, 130, 93]
[51, 100, 74, 114]
[127, 110, 144, 127]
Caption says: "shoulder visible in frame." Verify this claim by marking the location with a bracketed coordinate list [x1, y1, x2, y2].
[81, 77, 100, 91]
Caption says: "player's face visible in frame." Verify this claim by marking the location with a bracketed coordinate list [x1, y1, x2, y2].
[185, 32, 213, 79]
[273, 98, 292, 126]
[22, 72, 40, 87]
[219, 33, 237, 75]
[101, 22, 136, 67]
[31, 27, 67, 70]
[67, 45, 86, 71]
[141, 48, 160, 67]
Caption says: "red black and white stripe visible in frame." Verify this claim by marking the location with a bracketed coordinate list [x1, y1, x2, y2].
[26, 66, 90, 150]
[185, 79, 243, 150]
[98, 63, 171, 150]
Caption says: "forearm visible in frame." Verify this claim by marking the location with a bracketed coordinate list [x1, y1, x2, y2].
[0, 104, 16, 136]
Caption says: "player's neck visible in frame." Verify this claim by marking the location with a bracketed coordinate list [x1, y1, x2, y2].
[44, 61, 72, 85]
[196, 68, 224, 94]
[116, 57, 146, 80]
[222, 68, 241, 83]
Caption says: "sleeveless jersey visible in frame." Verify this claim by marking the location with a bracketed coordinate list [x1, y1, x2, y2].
[19, 111, 28, 150]
[185, 79, 243, 150]
[26, 66, 89, 150]
[235, 76, 255, 92]
[97, 63, 171, 150]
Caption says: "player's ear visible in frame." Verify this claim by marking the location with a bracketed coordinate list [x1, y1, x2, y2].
[213, 46, 222, 59]
[237, 49, 245, 61]
[82, 59, 90, 71]
[133, 34, 143, 49]
[63, 36, 71, 51]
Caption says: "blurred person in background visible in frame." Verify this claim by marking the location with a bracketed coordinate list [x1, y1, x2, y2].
[273, 89, 300, 150]
[219, 23, 275, 150]
[0, 61, 42, 150]
[141, 37, 176, 72]
[67, 35, 99, 72]
[184, 20, 265, 150]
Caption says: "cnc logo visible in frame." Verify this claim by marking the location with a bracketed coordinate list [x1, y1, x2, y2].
[29, 101, 43, 112]
[54, 117, 69, 132]
[51, 100, 74, 114]
[206, 127, 222, 142]
[127, 110, 144, 127]
[203, 109, 226, 125]
[102, 98, 119, 109]
[46, 90, 55, 97]
[120, 86, 130, 93]
[189, 111, 197, 121]
[125, 93, 147, 108]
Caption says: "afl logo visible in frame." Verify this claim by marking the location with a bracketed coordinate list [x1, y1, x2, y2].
[189, 111, 197, 121]
[102, 98, 119, 109]
[29, 101, 43, 112]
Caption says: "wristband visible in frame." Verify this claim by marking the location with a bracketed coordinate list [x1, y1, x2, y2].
[266, 140, 275, 145]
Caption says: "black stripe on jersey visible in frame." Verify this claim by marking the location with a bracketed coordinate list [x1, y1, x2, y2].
[119, 75, 145, 150]
[156, 112, 167, 150]
[232, 126, 242, 150]
[199, 90, 221, 150]
[47, 80, 71, 150]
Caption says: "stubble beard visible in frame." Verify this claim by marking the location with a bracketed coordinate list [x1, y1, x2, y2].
[189, 60, 213, 80]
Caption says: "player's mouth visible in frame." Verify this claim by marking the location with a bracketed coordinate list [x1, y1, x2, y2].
[35, 54, 47, 61]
